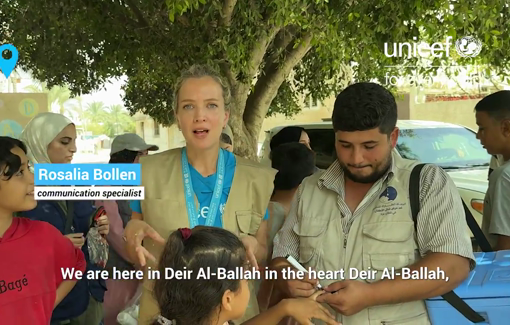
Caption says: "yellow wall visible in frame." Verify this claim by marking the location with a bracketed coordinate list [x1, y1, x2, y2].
[411, 101, 480, 130]
[258, 92, 420, 140]
[0, 93, 49, 138]
[259, 97, 334, 142]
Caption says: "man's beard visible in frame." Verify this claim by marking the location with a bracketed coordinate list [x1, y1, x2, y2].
[339, 152, 392, 184]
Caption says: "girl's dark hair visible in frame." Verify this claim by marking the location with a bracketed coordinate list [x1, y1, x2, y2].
[0, 136, 27, 180]
[269, 126, 306, 151]
[271, 142, 316, 190]
[152, 226, 247, 325]
[109, 149, 138, 163]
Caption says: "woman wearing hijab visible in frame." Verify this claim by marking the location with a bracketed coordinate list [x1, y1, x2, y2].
[123, 64, 276, 325]
[269, 126, 319, 173]
[269, 126, 312, 152]
[19, 112, 110, 325]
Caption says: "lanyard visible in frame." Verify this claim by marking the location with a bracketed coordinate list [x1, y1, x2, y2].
[181, 148, 225, 228]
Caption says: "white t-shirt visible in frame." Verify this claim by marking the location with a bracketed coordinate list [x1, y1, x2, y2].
[482, 160, 510, 248]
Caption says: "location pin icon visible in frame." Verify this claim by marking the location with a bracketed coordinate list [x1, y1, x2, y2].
[0, 44, 19, 79]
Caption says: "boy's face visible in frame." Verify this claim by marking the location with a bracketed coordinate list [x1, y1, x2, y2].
[0, 147, 36, 213]
[475, 111, 510, 155]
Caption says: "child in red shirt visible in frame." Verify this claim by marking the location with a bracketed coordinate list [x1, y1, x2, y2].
[0, 136, 86, 325]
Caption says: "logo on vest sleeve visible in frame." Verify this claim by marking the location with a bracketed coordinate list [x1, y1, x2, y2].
[379, 186, 397, 202]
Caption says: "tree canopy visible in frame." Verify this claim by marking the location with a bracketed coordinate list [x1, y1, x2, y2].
[1, 0, 509, 157]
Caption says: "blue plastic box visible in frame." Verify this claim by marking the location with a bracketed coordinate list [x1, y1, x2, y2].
[425, 250, 510, 324]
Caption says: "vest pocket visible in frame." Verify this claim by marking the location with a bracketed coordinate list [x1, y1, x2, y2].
[142, 199, 182, 237]
[377, 311, 429, 324]
[235, 210, 263, 236]
[361, 222, 417, 283]
[368, 300, 429, 324]
[292, 222, 327, 264]
[141, 199, 182, 276]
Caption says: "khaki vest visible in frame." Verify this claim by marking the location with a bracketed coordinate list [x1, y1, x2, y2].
[137, 148, 276, 325]
[296, 155, 430, 325]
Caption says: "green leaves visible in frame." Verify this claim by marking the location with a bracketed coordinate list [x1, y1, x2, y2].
[167, 0, 206, 21]
[1, 0, 510, 155]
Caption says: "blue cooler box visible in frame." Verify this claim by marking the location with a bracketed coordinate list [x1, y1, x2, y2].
[425, 250, 510, 324]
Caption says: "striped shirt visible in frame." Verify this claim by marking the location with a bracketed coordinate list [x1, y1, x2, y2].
[272, 154, 476, 269]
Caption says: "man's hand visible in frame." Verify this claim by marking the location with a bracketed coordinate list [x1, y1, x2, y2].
[316, 280, 374, 316]
[275, 267, 320, 298]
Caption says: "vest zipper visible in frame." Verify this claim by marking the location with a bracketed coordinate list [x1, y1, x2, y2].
[341, 223, 349, 325]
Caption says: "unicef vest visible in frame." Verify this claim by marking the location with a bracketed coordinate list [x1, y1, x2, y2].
[137, 148, 276, 325]
[296, 154, 430, 325]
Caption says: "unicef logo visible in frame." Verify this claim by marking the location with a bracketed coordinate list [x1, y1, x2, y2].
[455, 36, 482, 58]
[379, 186, 398, 202]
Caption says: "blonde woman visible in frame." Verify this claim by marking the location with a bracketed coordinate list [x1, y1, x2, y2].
[123, 65, 276, 324]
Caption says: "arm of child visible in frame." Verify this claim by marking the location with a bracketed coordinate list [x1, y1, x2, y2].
[254, 218, 269, 267]
[51, 224, 87, 309]
[241, 292, 340, 325]
[54, 281, 78, 308]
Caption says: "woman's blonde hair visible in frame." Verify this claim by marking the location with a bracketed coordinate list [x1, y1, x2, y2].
[172, 64, 232, 113]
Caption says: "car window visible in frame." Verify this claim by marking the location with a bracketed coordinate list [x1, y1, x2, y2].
[396, 127, 490, 168]
[268, 125, 490, 170]
[306, 128, 336, 169]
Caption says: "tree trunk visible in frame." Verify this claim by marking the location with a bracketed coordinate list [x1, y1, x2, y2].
[229, 91, 258, 161]
[234, 33, 313, 160]
[224, 28, 313, 161]
[233, 128, 258, 160]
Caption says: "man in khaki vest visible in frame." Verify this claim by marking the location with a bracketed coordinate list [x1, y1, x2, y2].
[270, 82, 475, 325]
